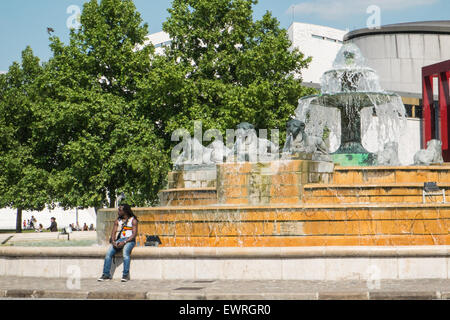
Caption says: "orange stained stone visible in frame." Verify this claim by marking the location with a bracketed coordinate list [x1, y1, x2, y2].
[438, 171, 450, 183]
[395, 170, 439, 183]
[269, 185, 300, 197]
[224, 198, 249, 205]
[269, 197, 301, 205]
[333, 171, 356, 185]
[153, 234, 450, 247]
[223, 186, 248, 198]
[270, 173, 299, 185]
[130, 206, 450, 224]
[221, 174, 248, 187]
[361, 170, 396, 184]
[275, 160, 303, 172]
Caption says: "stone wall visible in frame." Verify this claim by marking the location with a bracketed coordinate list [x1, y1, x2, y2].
[217, 160, 334, 205]
[1, 246, 449, 281]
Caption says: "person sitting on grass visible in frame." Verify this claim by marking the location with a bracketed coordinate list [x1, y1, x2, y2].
[47, 217, 58, 232]
[98, 204, 138, 283]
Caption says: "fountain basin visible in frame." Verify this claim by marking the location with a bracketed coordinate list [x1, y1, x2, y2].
[298, 92, 404, 165]
[98, 162, 450, 247]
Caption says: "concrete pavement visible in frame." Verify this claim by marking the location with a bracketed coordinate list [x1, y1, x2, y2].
[1, 276, 450, 300]
[0, 231, 96, 244]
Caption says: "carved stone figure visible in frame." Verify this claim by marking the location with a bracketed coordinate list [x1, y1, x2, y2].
[233, 122, 278, 162]
[204, 139, 232, 164]
[282, 119, 330, 161]
[377, 142, 400, 166]
[413, 139, 444, 165]
[173, 137, 210, 168]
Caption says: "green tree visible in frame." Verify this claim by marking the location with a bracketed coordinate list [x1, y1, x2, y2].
[137, 0, 315, 145]
[33, 0, 169, 209]
[0, 47, 50, 232]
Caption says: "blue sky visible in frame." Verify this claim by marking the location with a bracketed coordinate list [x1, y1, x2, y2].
[0, 0, 449, 71]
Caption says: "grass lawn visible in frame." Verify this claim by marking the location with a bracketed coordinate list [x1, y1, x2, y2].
[0, 229, 52, 234]
[2, 240, 97, 247]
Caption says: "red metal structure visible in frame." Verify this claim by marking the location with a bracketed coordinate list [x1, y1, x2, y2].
[422, 60, 450, 161]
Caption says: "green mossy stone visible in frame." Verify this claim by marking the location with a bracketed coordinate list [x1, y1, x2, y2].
[331, 153, 376, 166]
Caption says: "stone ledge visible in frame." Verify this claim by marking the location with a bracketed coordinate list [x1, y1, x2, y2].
[87, 291, 147, 300]
[5, 289, 35, 298]
[99, 203, 450, 212]
[368, 291, 438, 300]
[160, 188, 217, 193]
[32, 290, 89, 299]
[441, 292, 450, 299]
[3, 290, 446, 300]
[0, 246, 448, 259]
[335, 165, 450, 171]
[305, 182, 450, 189]
[318, 292, 369, 300]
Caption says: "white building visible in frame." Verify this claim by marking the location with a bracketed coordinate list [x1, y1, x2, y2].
[287, 22, 346, 84]
[142, 31, 172, 55]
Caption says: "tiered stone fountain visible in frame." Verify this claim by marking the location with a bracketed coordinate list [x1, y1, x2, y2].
[97, 44, 450, 247]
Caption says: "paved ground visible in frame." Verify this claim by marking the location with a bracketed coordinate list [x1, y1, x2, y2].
[0, 231, 96, 244]
[0, 276, 450, 300]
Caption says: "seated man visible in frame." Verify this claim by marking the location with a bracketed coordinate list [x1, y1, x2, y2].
[47, 217, 58, 232]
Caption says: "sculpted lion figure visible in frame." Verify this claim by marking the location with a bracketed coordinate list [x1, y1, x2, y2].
[377, 142, 400, 166]
[174, 137, 233, 168]
[233, 122, 278, 162]
[173, 137, 210, 168]
[413, 139, 444, 165]
[204, 139, 232, 164]
[282, 119, 330, 161]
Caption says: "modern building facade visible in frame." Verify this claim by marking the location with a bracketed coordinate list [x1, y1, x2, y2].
[345, 21, 450, 96]
[287, 22, 346, 84]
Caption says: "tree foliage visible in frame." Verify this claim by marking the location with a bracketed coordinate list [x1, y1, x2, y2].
[0, 0, 315, 221]
[1, 0, 169, 213]
[35, 0, 169, 208]
[0, 48, 50, 231]
[137, 0, 315, 144]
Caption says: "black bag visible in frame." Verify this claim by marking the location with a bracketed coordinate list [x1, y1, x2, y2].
[145, 235, 162, 247]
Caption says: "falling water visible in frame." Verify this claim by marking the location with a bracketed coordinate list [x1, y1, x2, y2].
[295, 43, 406, 155]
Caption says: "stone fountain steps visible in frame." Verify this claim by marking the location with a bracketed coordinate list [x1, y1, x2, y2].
[97, 204, 450, 247]
[98, 162, 450, 247]
[303, 183, 450, 205]
[333, 165, 450, 185]
[159, 188, 217, 206]
[154, 235, 450, 247]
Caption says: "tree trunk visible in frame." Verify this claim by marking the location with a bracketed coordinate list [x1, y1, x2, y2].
[16, 208, 22, 233]
[109, 192, 116, 208]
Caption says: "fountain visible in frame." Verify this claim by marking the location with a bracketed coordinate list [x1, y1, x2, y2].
[296, 43, 406, 166]
[96, 44, 450, 248]
[4, 44, 450, 284]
